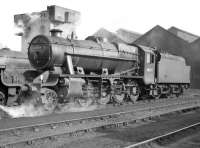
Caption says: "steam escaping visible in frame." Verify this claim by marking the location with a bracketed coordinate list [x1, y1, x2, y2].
[0, 99, 105, 119]
[14, 13, 41, 28]
[0, 84, 105, 119]
[14, 20, 24, 36]
[14, 12, 41, 37]
[0, 103, 51, 118]
[56, 102, 105, 113]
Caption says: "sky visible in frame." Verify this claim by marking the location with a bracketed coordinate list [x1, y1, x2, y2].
[0, 0, 200, 51]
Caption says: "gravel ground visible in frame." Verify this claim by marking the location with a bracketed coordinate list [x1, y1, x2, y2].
[54, 110, 200, 148]
[0, 89, 200, 148]
[166, 131, 200, 148]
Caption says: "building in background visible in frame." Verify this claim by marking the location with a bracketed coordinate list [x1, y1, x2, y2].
[168, 27, 199, 43]
[14, 5, 80, 52]
[116, 28, 141, 43]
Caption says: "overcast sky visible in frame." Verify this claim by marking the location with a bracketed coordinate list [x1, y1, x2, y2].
[1, 0, 200, 50]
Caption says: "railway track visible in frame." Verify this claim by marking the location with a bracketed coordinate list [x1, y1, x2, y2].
[124, 120, 200, 148]
[0, 96, 199, 147]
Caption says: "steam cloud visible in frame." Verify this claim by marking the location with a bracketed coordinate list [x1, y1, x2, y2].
[0, 103, 51, 118]
[0, 99, 104, 119]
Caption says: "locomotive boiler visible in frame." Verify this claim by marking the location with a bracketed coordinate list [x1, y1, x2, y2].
[25, 33, 190, 110]
[28, 35, 138, 74]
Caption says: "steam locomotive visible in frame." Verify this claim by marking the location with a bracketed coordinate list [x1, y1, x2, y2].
[0, 48, 31, 105]
[23, 33, 190, 110]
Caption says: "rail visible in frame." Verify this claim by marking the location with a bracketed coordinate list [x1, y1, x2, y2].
[124, 121, 200, 148]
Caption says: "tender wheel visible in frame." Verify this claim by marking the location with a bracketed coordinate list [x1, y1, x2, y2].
[98, 91, 111, 105]
[176, 86, 183, 97]
[0, 91, 6, 105]
[151, 87, 161, 99]
[40, 88, 58, 111]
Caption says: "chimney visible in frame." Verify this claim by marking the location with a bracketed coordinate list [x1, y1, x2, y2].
[50, 29, 63, 37]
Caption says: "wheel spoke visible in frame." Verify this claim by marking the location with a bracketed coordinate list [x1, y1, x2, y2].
[113, 94, 125, 104]
[130, 94, 139, 103]
[40, 88, 58, 111]
[98, 92, 110, 105]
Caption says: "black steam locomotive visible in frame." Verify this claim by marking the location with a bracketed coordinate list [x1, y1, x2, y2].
[23, 33, 190, 109]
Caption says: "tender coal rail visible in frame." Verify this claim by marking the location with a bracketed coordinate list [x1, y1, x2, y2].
[0, 97, 199, 147]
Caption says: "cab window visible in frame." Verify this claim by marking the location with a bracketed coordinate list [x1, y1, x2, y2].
[147, 53, 150, 64]
[151, 54, 154, 63]
[147, 53, 154, 64]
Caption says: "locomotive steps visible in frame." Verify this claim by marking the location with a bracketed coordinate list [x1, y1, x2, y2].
[0, 95, 199, 147]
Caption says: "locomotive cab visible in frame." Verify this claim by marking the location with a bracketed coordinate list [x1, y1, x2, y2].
[139, 45, 156, 85]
